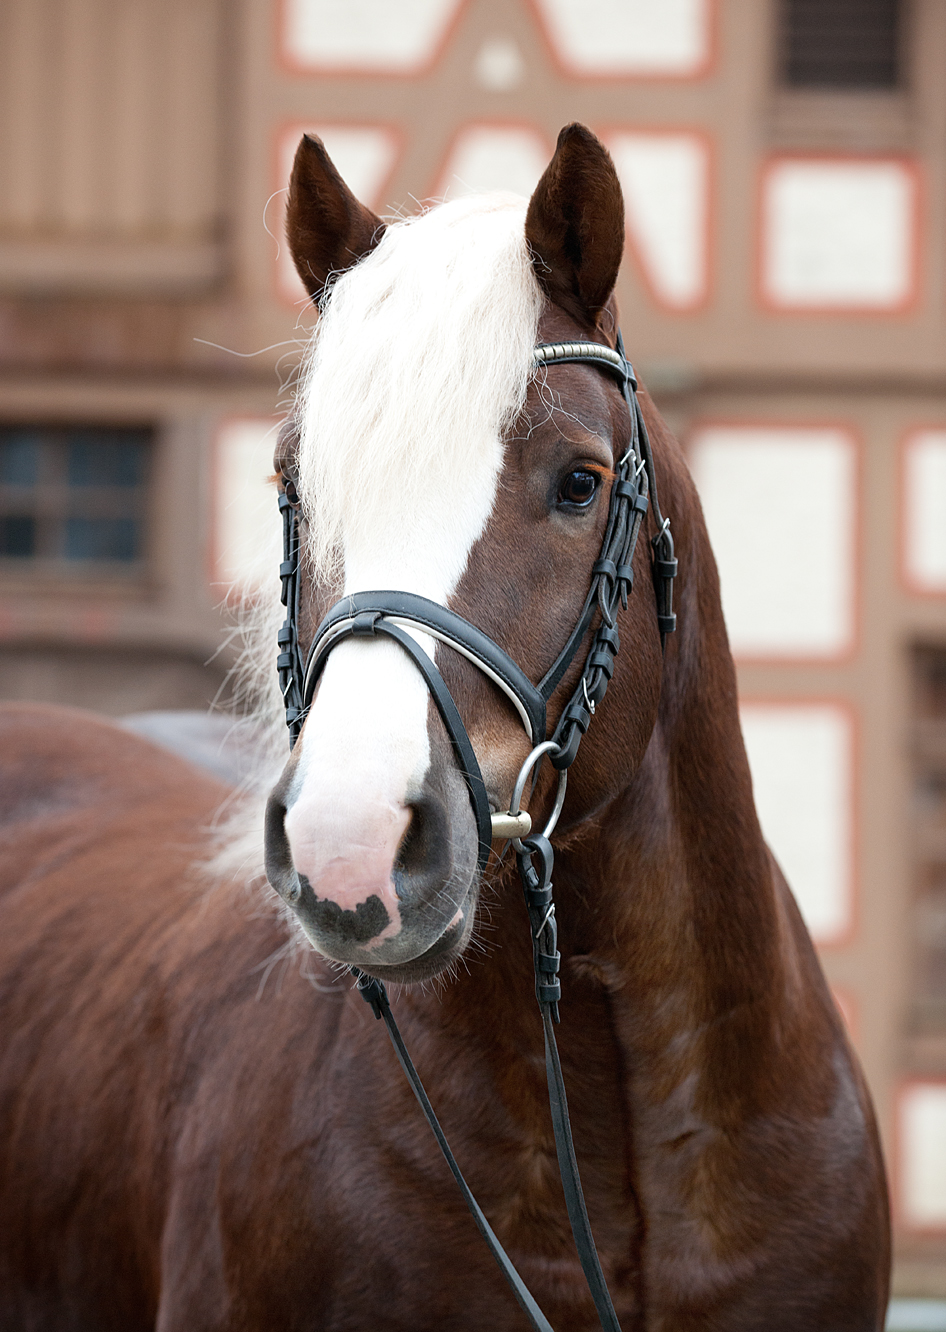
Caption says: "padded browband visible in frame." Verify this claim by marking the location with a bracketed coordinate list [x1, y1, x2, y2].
[304, 590, 547, 744]
[533, 341, 636, 389]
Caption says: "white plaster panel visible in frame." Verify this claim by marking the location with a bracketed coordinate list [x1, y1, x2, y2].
[473, 38, 525, 90]
[740, 704, 853, 945]
[283, 0, 462, 72]
[904, 430, 946, 591]
[689, 426, 856, 658]
[215, 418, 281, 591]
[899, 1083, 946, 1228]
[762, 159, 915, 309]
[277, 125, 399, 304]
[437, 126, 549, 201]
[605, 131, 708, 308]
[534, 0, 710, 75]
[887, 1300, 946, 1330]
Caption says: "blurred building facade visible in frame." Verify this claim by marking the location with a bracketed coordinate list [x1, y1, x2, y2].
[2, 0, 946, 1295]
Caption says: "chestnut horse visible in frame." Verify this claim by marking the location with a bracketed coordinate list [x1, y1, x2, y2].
[0, 126, 888, 1329]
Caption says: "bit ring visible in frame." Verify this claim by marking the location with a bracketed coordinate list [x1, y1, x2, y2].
[491, 739, 568, 853]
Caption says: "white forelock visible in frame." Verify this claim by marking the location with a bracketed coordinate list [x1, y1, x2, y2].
[296, 193, 542, 600]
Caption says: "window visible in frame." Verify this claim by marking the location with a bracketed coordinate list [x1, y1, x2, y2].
[0, 425, 152, 574]
[779, 0, 901, 89]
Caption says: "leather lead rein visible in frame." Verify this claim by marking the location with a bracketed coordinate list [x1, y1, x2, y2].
[276, 337, 676, 1331]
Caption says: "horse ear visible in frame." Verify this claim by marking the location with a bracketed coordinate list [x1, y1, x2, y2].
[525, 124, 625, 330]
[286, 134, 387, 307]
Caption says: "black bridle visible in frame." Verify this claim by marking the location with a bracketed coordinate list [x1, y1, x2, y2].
[273, 334, 676, 1332]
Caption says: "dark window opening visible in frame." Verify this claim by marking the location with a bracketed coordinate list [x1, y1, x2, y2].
[779, 0, 901, 89]
[0, 515, 35, 558]
[0, 425, 152, 573]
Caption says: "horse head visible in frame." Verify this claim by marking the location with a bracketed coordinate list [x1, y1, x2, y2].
[264, 125, 669, 983]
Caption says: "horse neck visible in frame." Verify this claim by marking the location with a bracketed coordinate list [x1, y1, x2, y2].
[549, 507, 809, 1127]
[430, 490, 792, 1101]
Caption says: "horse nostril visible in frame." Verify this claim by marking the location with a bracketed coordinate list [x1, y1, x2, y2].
[393, 795, 456, 902]
[264, 792, 300, 902]
[395, 801, 429, 886]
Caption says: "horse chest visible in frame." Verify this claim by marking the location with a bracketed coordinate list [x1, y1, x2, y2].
[250, 996, 641, 1329]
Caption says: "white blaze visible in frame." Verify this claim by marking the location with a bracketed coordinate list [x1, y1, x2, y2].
[283, 194, 542, 922]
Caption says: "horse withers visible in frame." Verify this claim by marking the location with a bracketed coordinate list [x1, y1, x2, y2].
[0, 125, 889, 1330]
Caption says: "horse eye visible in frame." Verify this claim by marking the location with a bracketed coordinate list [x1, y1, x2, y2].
[557, 469, 599, 509]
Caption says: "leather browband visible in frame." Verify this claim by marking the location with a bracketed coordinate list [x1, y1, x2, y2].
[533, 341, 636, 389]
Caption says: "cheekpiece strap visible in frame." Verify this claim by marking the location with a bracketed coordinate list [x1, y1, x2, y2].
[532, 334, 675, 771]
[277, 490, 306, 745]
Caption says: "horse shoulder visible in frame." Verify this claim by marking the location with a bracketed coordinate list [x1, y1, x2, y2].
[0, 704, 361, 1328]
